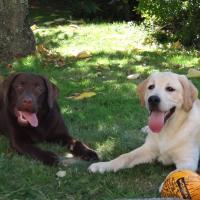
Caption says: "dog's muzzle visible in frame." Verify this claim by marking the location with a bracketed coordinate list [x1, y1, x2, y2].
[147, 95, 176, 133]
[148, 95, 161, 111]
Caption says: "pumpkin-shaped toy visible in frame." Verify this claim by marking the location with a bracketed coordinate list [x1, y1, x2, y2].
[160, 170, 200, 199]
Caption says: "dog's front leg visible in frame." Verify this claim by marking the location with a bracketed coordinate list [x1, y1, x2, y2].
[48, 117, 99, 162]
[88, 143, 157, 173]
[173, 145, 199, 171]
[12, 139, 59, 165]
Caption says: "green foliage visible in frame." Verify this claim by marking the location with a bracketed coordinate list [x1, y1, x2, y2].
[33, 0, 138, 20]
[138, 0, 200, 48]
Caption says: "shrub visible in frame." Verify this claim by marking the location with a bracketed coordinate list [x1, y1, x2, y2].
[30, 0, 139, 21]
[137, 0, 200, 48]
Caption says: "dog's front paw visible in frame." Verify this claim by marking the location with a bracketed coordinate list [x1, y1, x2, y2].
[69, 141, 99, 161]
[88, 162, 113, 174]
[83, 148, 99, 161]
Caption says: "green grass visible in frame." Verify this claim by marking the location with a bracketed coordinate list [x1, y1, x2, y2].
[0, 9, 200, 200]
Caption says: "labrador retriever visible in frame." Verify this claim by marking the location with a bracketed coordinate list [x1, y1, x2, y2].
[89, 72, 200, 173]
[0, 72, 99, 165]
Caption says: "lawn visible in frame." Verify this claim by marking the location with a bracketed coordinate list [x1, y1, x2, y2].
[0, 9, 200, 200]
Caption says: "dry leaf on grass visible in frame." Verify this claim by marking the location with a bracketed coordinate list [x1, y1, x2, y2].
[69, 24, 79, 29]
[131, 47, 142, 54]
[67, 92, 96, 100]
[172, 40, 182, 49]
[36, 44, 50, 55]
[127, 73, 140, 80]
[67, 19, 85, 25]
[187, 68, 200, 78]
[36, 44, 65, 67]
[44, 21, 55, 26]
[73, 92, 96, 100]
[30, 24, 39, 31]
[76, 51, 91, 59]
[54, 18, 66, 23]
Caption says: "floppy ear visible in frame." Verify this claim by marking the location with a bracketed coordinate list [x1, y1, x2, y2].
[2, 73, 20, 105]
[42, 76, 59, 108]
[178, 75, 198, 111]
[136, 78, 149, 106]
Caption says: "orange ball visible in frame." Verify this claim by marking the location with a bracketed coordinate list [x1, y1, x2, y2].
[161, 170, 200, 200]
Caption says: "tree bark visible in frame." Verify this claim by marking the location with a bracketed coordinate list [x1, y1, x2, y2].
[0, 0, 35, 63]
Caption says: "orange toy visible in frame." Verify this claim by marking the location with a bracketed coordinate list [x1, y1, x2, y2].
[160, 170, 200, 200]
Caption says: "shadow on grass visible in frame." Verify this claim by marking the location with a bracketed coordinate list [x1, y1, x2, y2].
[35, 30, 69, 48]
[30, 8, 71, 26]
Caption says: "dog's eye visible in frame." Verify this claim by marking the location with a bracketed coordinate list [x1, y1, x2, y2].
[20, 81, 25, 85]
[166, 86, 175, 92]
[148, 85, 155, 90]
[35, 84, 44, 93]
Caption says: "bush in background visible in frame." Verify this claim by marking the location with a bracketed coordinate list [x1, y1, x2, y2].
[137, 0, 200, 48]
[29, 0, 139, 21]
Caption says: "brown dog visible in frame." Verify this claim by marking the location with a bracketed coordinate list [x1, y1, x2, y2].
[0, 72, 99, 165]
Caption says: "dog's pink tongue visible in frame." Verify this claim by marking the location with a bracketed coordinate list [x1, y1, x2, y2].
[148, 111, 164, 133]
[21, 111, 38, 127]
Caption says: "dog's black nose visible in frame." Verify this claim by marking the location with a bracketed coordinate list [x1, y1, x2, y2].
[148, 95, 160, 106]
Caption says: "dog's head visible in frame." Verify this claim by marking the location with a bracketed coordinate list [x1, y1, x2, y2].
[3, 73, 59, 127]
[137, 72, 198, 133]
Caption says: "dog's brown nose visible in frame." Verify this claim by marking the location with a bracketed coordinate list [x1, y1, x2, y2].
[23, 97, 32, 104]
[22, 97, 33, 110]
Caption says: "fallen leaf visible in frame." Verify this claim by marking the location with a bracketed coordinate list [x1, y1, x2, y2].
[131, 47, 142, 54]
[74, 92, 96, 100]
[67, 92, 96, 100]
[76, 51, 91, 59]
[36, 44, 66, 67]
[187, 68, 200, 78]
[127, 73, 140, 80]
[172, 40, 182, 49]
[154, 50, 162, 55]
[56, 170, 66, 178]
[30, 24, 39, 31]
[54, 18, 66, 23]
[36, 44, 50, 55]
[67, 19, 85, 25]
[44, 21, 55, 26]
[69, 24, 79, 29]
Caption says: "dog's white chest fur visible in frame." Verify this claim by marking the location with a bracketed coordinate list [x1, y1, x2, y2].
[151, 133, 178, 165]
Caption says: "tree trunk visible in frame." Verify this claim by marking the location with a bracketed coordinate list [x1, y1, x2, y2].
[0, 0, 35, 63]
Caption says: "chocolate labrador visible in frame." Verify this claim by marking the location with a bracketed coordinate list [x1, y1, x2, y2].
[0, 72, 99, 165]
